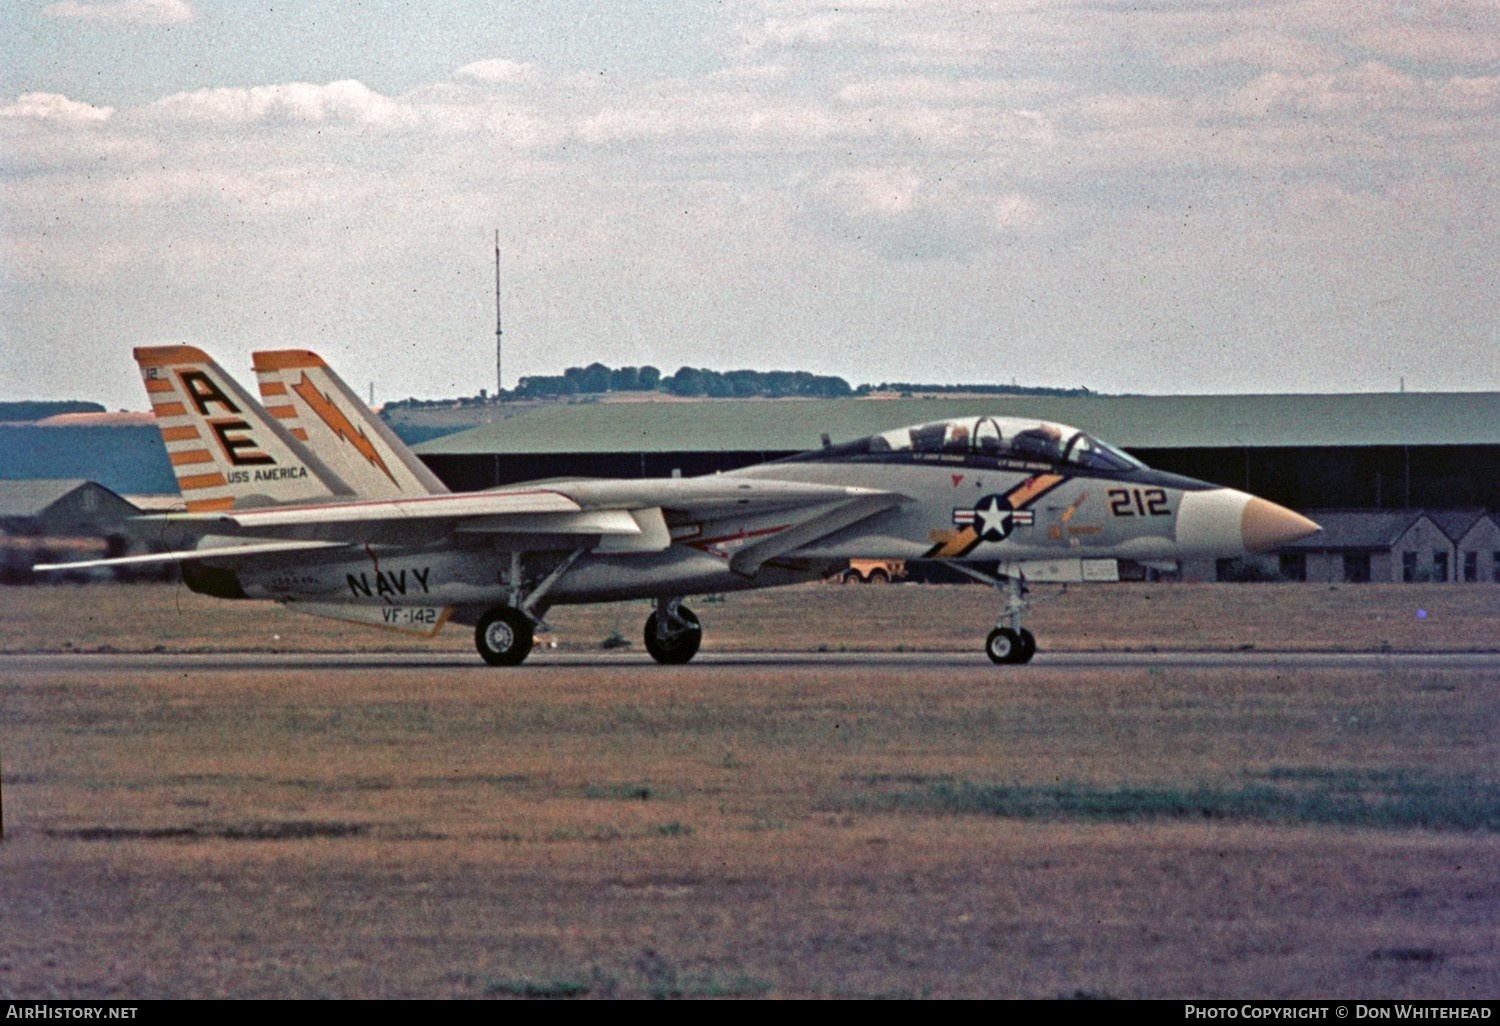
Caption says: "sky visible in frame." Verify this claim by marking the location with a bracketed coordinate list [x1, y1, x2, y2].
[1, 0, 1496, 411]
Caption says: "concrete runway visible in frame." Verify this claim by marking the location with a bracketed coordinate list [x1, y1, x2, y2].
[6, 649, 1498, 674]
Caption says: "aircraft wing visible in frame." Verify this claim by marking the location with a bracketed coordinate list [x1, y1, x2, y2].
[727, 491, 903, 575]
[39, 477, 902, 576]
[546, 477, 895, 516]
[141, 478, 905, 555]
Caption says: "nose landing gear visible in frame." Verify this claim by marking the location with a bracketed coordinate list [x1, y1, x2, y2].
[942, 562, 1038, 665]
[986, 573, 1036, 664]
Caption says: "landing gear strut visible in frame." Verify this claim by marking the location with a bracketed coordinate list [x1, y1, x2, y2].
[644, 597, 701, 665]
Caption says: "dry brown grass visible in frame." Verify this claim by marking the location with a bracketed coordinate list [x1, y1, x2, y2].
[2, 584, 1498, 998]
[2, 579, 1497, 655]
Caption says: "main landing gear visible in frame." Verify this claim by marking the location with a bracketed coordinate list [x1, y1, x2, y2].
[473, 549, 584, 667]
[473, 596, 703, 667]
[475, 605, 534, 666]
[644, 597, 701, 665]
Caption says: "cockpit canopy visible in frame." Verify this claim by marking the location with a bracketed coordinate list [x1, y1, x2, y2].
[818, 416, 1145, 472]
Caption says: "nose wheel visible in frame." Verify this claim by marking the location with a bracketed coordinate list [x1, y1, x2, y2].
[988, 572, 1038, 664]
[986, 626, 1037, 665]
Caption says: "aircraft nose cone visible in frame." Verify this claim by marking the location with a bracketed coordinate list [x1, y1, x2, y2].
[1176, 488, 1320, 557]
[1241, 497, 1320, 553]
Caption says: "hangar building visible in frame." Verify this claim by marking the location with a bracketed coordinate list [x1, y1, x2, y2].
[0, 479, 143, 582]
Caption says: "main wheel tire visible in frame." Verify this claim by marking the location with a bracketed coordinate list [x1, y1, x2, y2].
[986, 626, 1023, 665]
[1016, 628, 1037, 664]
[475, 605, 534, 666]
[866, 569, 889, 584]
[644, 606, 702, 665]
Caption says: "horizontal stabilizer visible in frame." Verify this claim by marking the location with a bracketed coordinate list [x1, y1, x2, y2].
[33, 539, 351, 572]
[162, 488, 583, 533]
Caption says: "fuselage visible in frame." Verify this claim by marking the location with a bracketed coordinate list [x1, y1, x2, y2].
[187, 415, 1318, 627]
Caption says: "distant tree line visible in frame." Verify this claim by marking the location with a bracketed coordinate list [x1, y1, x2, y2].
[662, 367, 853, 399]
[0, 400, 106, 422]
[515, 363, 855, 400]
[515, 363, 663, 398]
[382, 364, 1095, 410]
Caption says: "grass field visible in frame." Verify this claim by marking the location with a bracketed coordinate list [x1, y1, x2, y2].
[2, 583, 1498, 998]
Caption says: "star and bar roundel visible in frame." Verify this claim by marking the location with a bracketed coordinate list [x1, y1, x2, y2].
[955, 493, 1033, 541]
[924, 473, 1065, 559]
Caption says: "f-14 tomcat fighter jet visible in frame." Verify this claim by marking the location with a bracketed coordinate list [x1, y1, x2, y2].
[41, 346, 1319, 666]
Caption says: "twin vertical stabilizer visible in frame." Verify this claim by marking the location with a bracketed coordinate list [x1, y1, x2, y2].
[252, 350, 449, 499]
[135, 345, 353, 511]
[135, 345, 446, 511]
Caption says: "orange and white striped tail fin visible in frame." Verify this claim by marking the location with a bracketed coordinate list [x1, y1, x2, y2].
[135, 346, 353, 512]
[252, 350, 448, 498]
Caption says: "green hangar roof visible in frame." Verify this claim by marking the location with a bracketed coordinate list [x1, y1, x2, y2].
[413, 392, 1500, 456]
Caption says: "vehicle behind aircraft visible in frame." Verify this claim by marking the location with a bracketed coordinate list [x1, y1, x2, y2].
[39, 347, 1320, 666]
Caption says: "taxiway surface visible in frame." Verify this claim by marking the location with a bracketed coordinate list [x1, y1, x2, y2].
[6, 649, 1499, 675]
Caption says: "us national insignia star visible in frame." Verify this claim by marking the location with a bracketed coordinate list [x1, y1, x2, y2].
[953, 493, 1036, 542]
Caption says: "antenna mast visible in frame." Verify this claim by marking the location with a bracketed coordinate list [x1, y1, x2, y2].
[501, 232, 513, 396]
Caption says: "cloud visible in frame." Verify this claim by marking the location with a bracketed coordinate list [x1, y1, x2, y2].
[1357, 26, 1500, 69]
[453, 59, 541, 85]
[802, 167, 1006, 259]
[739, 12, 848, 52]
[733, 0, 1079, 70]
[0, 92, 114, 122]
[837, 76, 1061, 107]
[148, 80, 406, 127]
[992, 192, 1040, 232]
[5, 1, 1498, 404]
[825, 166, 923, 216]
[42, 0, 195, 26]
[1171, 31, 1341, 74]
[1228, 62, 1500, 119]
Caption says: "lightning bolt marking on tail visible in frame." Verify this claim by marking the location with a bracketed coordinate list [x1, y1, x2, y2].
[291, 374, 398, 485]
